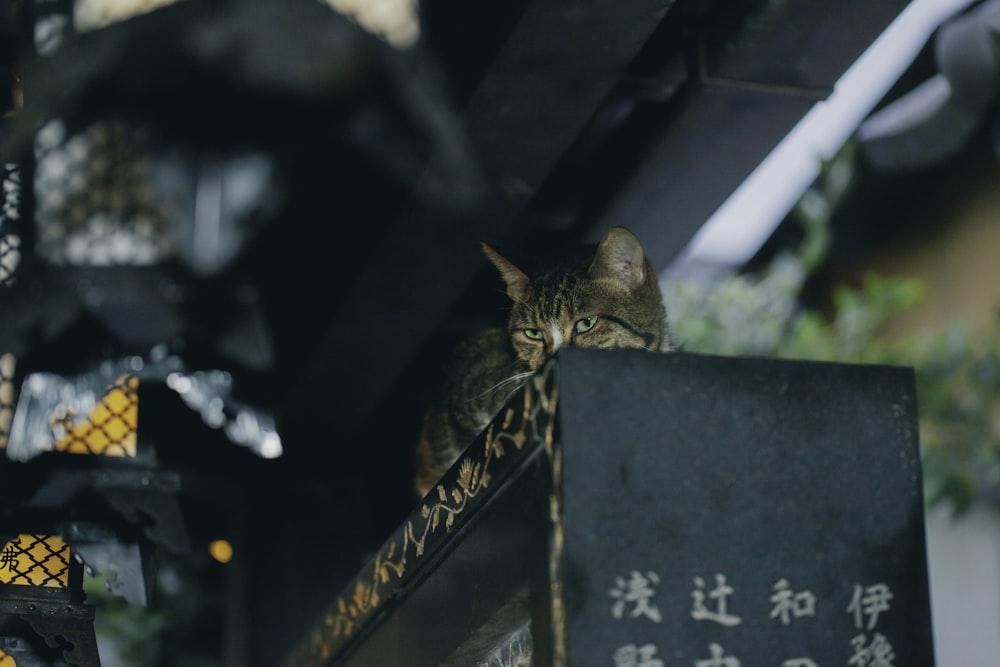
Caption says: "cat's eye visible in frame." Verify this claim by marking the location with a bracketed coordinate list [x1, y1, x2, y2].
[524, 328, 545, 341]
[574, 316, 598, 334]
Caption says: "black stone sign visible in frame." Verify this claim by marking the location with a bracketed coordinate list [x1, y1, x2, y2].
[283, 349, 935, 667]
[557, 347, 934, 667]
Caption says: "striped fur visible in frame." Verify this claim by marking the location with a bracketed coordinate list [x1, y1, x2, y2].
[414, 227, 672, 497]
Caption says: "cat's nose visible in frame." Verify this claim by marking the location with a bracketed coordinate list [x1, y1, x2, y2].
[548, 326, 564, 353]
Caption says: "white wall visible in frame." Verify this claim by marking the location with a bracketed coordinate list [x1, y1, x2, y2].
[925, 502, 1000, 665]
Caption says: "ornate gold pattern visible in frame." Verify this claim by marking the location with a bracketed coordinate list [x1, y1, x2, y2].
[284, 360, 559, 667]
[0, 534, 70, 588]
[0, 649, 15, 667]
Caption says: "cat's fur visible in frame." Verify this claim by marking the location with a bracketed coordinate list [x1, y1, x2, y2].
[413, 226, 673, 498]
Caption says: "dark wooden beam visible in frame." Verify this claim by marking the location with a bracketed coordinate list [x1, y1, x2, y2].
[585, 0, 914, 268]
[290, 0, 673, 431]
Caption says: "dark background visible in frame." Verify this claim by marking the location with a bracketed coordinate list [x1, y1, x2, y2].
[3, 0, 986, 664]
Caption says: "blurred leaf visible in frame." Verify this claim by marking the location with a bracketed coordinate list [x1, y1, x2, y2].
[663, 167, 1000, 516]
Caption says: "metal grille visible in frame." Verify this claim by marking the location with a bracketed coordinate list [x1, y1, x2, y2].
[0, 354, 13, 450]
[0, 163, 20, 287]
[0, 534, 70, 588]
[34, 119, 173, 266]
[52, 374, 138, 457]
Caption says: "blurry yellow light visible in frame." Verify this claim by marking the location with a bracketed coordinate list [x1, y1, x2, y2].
[208, 539, 233, 564]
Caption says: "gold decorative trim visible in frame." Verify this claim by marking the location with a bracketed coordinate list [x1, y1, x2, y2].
[284, 360, 559, 667]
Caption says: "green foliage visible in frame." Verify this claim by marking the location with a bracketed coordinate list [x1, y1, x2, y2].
[663, 142, 1000, 517]
[87, 548, 226, 667]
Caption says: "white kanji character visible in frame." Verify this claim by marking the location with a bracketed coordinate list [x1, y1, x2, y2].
[691, 573, 742, 626]
[609, 570, 662, 622]
[847, 583, 893, 630]
[769, 578, 816, 625]
[694, 642, 740, 667]
[612, 642, 664, 667]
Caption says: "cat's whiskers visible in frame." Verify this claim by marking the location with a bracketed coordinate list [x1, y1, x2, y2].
[468, 370, 534, 403]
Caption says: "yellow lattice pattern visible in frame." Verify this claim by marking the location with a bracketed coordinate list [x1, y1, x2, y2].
[0, 649, 15, 667]
[53, 375, 138, 457]
[0, 353, 13, 449]
[0, 534, 69, 588]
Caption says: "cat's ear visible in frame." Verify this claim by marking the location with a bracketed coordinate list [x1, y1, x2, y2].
[482, 242, 529, 302]
[589, 226, 646, 288]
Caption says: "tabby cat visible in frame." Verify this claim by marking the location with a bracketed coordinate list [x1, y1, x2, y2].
[413, 226, 673, 498]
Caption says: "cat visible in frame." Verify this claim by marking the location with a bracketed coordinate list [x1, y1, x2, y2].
[413, 226, 674, 498]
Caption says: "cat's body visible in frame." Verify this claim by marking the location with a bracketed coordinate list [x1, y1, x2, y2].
[413, 226, 673, 498]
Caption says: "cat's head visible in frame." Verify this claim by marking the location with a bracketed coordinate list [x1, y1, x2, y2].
[482, 226, 672, 372]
